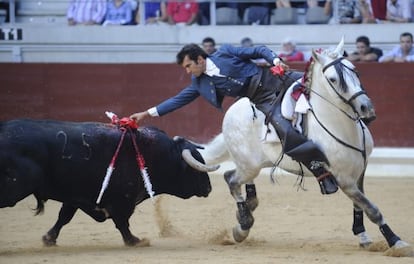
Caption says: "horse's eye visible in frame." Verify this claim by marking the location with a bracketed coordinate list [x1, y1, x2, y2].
[329, 78, 336, 83]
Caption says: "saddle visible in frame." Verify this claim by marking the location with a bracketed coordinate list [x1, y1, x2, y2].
[261, 78, 309, 142]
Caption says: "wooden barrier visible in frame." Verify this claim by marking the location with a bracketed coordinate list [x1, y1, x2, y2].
[0, 62, 413, 147]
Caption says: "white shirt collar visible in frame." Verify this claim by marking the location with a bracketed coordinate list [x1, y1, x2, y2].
[205, 58, 226, 77]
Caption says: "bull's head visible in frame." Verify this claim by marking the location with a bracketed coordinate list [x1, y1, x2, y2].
[135, 128, 216, 199]
[171, 136, 218, 198]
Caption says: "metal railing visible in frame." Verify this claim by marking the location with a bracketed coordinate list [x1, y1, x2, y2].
[1, 0, 314, 25]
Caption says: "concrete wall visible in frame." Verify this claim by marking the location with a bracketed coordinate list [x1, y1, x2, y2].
[1, 23, 414, 63]
[1, 62, 413, 147]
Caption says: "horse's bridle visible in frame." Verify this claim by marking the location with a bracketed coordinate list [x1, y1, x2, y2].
[282, 56, 369, 163]
[322, 57, 367, 113]
[312, 57, 368, 162]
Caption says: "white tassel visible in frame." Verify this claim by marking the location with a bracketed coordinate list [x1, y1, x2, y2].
[105, 111, 116, 120]
[96, 166, 114, 204]
[141, 167, 154, 201]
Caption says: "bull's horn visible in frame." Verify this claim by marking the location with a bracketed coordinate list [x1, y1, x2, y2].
[182, 149, 220, 172]
[173, 136, 204, 149]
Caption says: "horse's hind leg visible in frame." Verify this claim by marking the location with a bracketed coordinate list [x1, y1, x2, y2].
[342, 184, 412, 255]
[352, 172, 373, 248]
[224, 169, 254, 242]
[245, 182, 258, 211]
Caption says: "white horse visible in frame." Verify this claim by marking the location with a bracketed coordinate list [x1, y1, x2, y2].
[198, 39, 413, 256]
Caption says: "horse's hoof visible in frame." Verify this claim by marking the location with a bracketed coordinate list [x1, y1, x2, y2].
[42, 234, 57, 247]
[384, 240, 414, 257]
[232, 225, 249, 243]
[359, 241, 373, 249]
[358, 231, 373, 249]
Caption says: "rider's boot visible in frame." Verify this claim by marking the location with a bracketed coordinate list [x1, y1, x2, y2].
[263, 104, 338, 195]
[283, 139, 338, 194]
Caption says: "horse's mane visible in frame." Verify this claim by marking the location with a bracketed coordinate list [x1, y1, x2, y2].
[304, 48, 358, 94]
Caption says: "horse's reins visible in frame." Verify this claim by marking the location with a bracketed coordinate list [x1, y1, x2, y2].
[318, 57, 368, 162]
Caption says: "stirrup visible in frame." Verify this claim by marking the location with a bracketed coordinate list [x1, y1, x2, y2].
[317, 173, 338, 195]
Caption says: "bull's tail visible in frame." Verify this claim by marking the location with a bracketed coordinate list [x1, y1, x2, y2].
[33, 194, 45, 215]
[200, 133, 230, 165]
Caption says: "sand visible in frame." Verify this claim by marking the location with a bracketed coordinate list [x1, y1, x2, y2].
[1, 173, 413, 264]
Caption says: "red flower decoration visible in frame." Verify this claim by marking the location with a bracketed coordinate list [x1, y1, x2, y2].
[270, 65, 285, 76]
[119, 117, 139, 129]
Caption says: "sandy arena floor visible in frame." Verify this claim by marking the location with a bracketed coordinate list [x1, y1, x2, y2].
[1, 172, 413, 264]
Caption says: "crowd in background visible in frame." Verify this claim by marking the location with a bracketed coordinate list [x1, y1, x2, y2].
[1, 1, 412, 62]
[201, 33, 414, 63]
[63, 0, 414, 26]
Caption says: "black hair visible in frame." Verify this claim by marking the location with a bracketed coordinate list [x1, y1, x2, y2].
[401, 32, 413, 42]
[176, 44, 208, 65]
[356, 36, 370, 46]
[202, 37, 216, 46]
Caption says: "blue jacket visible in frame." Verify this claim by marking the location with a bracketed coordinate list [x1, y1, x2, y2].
[156, 44, 277, 116]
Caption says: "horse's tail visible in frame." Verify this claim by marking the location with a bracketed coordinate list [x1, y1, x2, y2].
[200, 133, 230, 165]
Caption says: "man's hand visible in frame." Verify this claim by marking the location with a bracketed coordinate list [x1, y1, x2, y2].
[272, 57, 289, 71]
[130, 111, 150, 124]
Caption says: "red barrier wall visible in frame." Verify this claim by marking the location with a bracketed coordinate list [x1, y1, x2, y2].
[0, 63, 413, 147]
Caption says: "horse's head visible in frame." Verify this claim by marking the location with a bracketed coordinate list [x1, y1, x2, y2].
[309, 38, 376, 122]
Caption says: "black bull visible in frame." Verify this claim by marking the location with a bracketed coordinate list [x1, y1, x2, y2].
[0, 119, 214, 246]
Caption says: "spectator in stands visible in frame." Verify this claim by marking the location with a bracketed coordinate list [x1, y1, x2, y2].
[276, 0, 291, 8]
[324, 0, 362, 24]
[240, 37, 254, 47]
[278, 38, 305, 62]
[359, 0, 387, 23]
[347, 36, 383, 62]
[385, 0, 412, 23]
[67, 0, 107, 26]
[240, 37, 270, 66]
[135, 1, 167, 25]
[103, 0, 133, 25]
[202, 37, 217, 55]
[306, 0, 319, 7]
[379, 32, 414, 62]
[239, 2, 272, 25]
[198, 2, 238, 25]
[166, 0, 199, 25]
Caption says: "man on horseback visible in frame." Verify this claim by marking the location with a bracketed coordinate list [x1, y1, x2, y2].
[130, 43, 338, 194]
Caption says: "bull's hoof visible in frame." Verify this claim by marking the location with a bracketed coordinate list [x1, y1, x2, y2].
[124, 236, 151, 247]
[42, 234, 57, 247]
[232, 225, 249, 243]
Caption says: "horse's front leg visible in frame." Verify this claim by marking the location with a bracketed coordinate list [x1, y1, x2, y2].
[224, 169, 254, 242]
[351, 172, 373, 248]
[342, 184, 413, 256]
